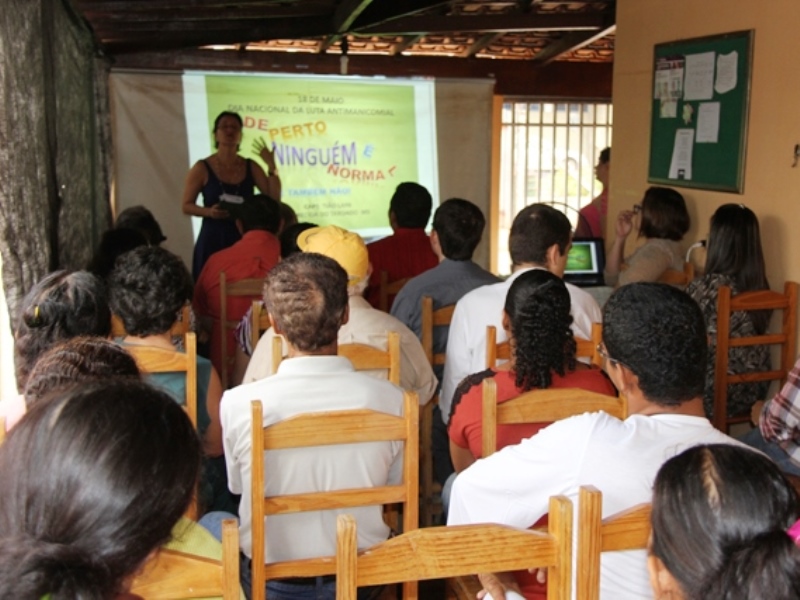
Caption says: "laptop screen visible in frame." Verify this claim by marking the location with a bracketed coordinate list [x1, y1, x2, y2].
[565, 239, 603, 276]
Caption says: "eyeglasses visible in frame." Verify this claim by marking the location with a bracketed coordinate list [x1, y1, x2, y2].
[632, 204, 642, 215]
[596, 343, 630, 371]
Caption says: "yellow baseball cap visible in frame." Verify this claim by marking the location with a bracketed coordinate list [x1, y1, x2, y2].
[297, 225, 369, 285]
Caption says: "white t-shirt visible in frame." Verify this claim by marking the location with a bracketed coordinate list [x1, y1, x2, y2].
[243, 296, 436, 405]
[222, 355, 405, 561]
[439, 268, 602, 422]
[448, 411, 742, 600]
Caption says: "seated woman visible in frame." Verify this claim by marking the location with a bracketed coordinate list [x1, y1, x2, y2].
[605, 186, 689, 287]
[0, 380, 201, 599]
[448, 269, 616, 474]
[109, 247, 230, 513]
[649, 444, 800, 599]
[2, 270, 111, 431]
[686, 203, 771, 419]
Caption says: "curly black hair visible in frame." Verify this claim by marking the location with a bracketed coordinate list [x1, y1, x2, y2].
[108, 246, 193, 337]
[504, 269, 576, 390]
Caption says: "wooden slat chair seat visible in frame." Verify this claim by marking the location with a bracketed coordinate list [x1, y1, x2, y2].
[250, 390, 419, 600]
[486, 323, 604, 370]
[713, 281, 799, 432]
[336, 495, 573, 600]
[419, 296, 456, 527]
[657, 261, 695, 286]
[378, 270, 410, 313]
[131, 518, 241, 600]
[576, 486, 651, 600]
[482, 378, 626, 458]
[219, 273, 264, 389]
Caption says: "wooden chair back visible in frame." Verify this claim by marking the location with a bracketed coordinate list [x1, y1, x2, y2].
[378, 270, 410, 313]
[126, 332, 198, 429]
[713, 281, 799, 432]
[219, 273, 264, 389]
[250, 390, 419, 600]
[658, 262, 694, 286]
[111, 304, 191, 338]
[481, 377, 626, 458]
[419, 296, 456, 527]
[338, 331, 401, 386]
[269, 332, 401, 386]
[0, 417, 5, 445]
[486, 323, 604, 369]
[131, 518, 240, 599]
[251, 299, 270, 353]
[576, 486, 651, 600]
[335, 495, 573, 600]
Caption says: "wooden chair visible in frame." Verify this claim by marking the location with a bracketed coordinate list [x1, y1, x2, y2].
[126, 332, 198, 429]
[378, 270, 410, 313]
[251, 299, 270, 353]
[419, 297, 456, 527]
[658, 262, 694, 286]
[713, 281, 799, 432]
[482, 378, 626, 458]
[576, 486, 651, 600]
[219, 273, 264, 388]
[486, 323, 604, 370]
[335, 495, 573, 600]
[250, 390, 419, 600]
[131, 518, 241, 599]
[112, 304, 191, 338]
[270, 332, 401, 385]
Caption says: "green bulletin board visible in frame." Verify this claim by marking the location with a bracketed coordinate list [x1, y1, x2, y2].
[648, 30, 753, 193]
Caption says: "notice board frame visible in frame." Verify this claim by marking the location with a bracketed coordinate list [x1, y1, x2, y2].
[648, 30, 753, 193]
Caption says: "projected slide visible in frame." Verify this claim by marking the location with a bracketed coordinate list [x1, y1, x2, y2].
[183, 73, 438, 238]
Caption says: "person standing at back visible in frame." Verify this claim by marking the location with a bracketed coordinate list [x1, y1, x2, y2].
[365, 182, 438, 310]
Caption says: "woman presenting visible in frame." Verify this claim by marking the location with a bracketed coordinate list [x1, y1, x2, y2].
[182, 111, 281, 279]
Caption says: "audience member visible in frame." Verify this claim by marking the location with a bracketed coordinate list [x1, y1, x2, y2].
[194, 194, 282, 382]
[23, 336, 140, 408]
[365, 182, 438, 309]
[278, 201, 298, 234]
[280, 221, 317, 259]
[109, 246, 231, 513]
[649, 444, 800, 600]
[115, 204, 167, 245]
[575, 147, 610, 239]
[448, 283, 739, 600]
[0, 380, 201, 599]
[440, 204, 601, 423]
[742, 355, 800, 477]
[605, 186, 689, 287]
[448, 270, 616, 475]
[219, 253, 404, 599]
[2, 270, 111, 432]
[86, 227, 148, 279]
[686, 203, 771, 419]
[243, 225, 437, 405]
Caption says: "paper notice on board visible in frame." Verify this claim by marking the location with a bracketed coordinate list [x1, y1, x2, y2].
[684, 52, 715, 100]
[696, 102, 721, 143]
[715, 51, 738, 94]
[669, 129, 695, 179]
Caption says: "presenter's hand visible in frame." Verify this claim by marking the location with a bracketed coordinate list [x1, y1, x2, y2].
[615, 210, 635, 238]
[208, 205, 229, 220]
[252, 137, 277, 171]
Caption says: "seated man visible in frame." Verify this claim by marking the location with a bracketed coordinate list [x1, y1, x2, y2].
[221, 253, 404, 599]
[365, 181, 438, 309]
[390, 197, 499, 487]
[243, 225, 437, 406]
[440, 203, 602, 423]
[448, 283, 740, 600]
[194, 194, 282, 383]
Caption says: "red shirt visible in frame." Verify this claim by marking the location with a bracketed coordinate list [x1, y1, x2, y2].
[365, 228, 437, 309]
[193, 230, 280, 380]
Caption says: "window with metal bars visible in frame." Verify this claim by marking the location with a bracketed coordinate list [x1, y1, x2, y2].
[497, 100, 613, 275]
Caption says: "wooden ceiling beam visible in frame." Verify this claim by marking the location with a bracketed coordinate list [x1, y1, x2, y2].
[73, 0, 306, 9]
[356, 12, 605, 35]
[462, 33, 503, 58]
[333, 0, 375, 33]
[390, 34, 423, 56]
[351, 0, 453, 30]
[531, 22, 615, 65]
[81, 6, 326, 22]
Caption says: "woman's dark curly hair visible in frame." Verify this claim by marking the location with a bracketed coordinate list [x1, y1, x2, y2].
[13, 270, 111, 389]
[108, 246, 193, 337]
[504, 269, 575, 390]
